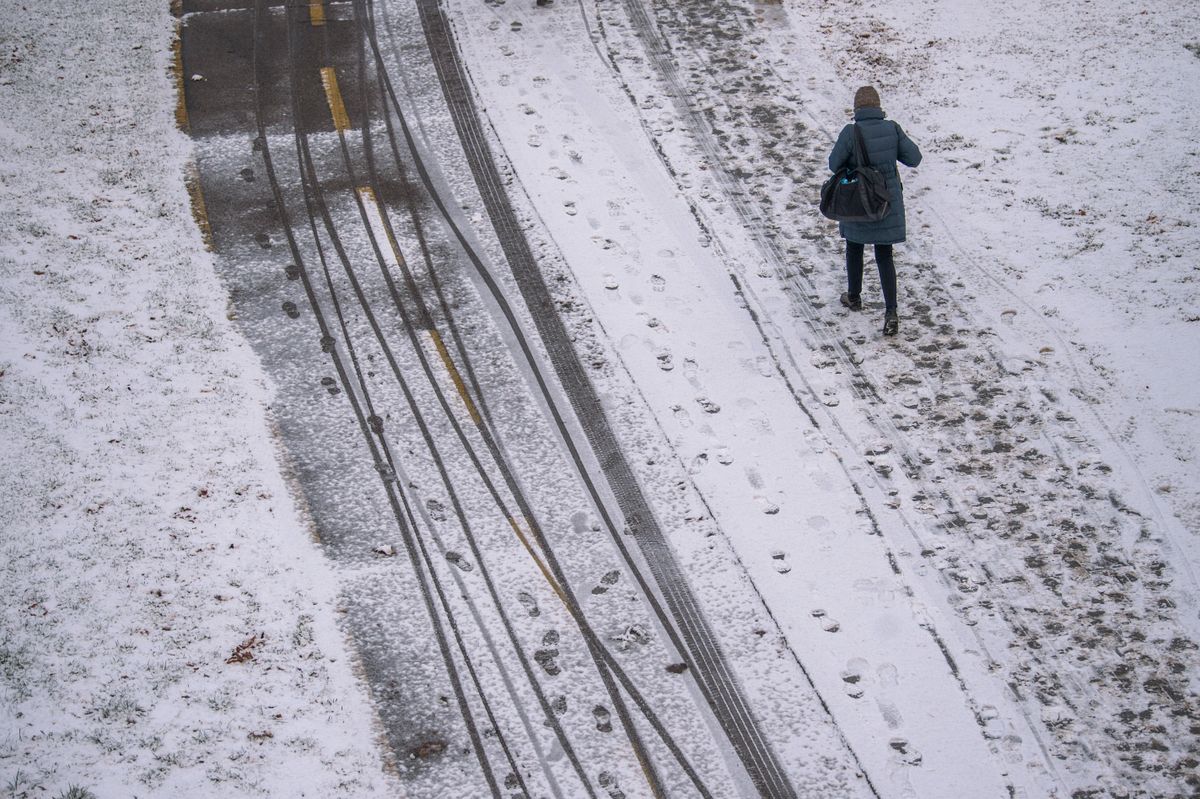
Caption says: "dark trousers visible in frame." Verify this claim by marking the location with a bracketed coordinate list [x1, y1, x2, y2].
[846, 241, 897, 312]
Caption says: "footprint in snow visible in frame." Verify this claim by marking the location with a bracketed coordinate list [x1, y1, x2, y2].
[878, 662, 900, 688]
[445, 551, 473, 572]
[613, 623, 650, 652]
[425, 498, 447, 522]
[770, 551, 791, 574]
[517, 590, 540, 617]
[319, 376, 340, 396]
[688, 452, 708, 474]
[518, 102, 536, 115]
[811, 608, 840, 633]
[239, 167, 255, 182]
[591, 570, 620, 595]
[527, 134, 542, 148]
[889, 737, 922, 766]
[534, 641, 561, 676]
[715, 446, 733, 465]
[598, 771, 626, 799]
[592, 705, 612, 733]
[755, 495, 780, 515]
[671, 404, 692, 428]
[656, 349, 674, 371]
[650, 274, 666, 292]
[878, 700, 904, 730]
[254, 231, 271, 248]
[977, 705, 1004, 740]
[745, 466, 764, 490]
[695, 396, 720, 414]
[285, 263, 300, 281]
[550, 695, 567, 715]
[282, 300, 300, 319]
[563, 200, 577, 216]
[642, 314, 665, 331]
[681, 357, 698, 382]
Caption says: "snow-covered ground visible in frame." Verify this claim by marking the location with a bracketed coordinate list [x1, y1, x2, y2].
[436, 0, 1200, 795]
[2, 0, 1198, 797]
[0, 2, 395, 796]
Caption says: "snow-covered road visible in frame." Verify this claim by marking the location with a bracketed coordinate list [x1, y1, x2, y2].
[3, 0, 1198, 797]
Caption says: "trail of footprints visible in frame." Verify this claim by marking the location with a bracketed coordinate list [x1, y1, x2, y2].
[840, 657, 922, 768]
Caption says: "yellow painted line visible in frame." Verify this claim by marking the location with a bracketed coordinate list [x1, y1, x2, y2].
[508, 517, 568, 605]
[429, 330, 483, 426]
[420, 330, 483, 426]
[309, 1, 326, 26]
[319, 66, 350, 132]
[357, 185, 484, 426]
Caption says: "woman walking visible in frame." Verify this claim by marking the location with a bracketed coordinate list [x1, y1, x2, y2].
[828, 86, 922, 336]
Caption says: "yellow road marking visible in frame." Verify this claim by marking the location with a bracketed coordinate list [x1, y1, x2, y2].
[357, 186, 483, 426]
[429, 330, 483, 426]
[319, 66, 350, 132]
[309, 1, 326, 26]
[508, 518, 568, 605]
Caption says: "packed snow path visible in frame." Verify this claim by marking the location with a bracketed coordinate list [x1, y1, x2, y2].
[178, 0, 1200, 797]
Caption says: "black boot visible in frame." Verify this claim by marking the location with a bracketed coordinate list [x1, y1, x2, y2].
[840, 292, 862, 311]
[882, 310, 899, 336]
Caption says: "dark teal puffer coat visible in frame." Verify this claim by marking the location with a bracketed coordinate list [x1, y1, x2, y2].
[828, 107, 922, 245]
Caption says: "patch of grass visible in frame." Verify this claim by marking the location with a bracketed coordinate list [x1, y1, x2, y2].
[90, 691, 144, 723]
[6, 769, 43, 797]
[55, 787, 98, 799]
[0, 636, 35, 702]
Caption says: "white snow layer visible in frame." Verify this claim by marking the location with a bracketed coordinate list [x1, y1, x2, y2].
[439, 0, 1200, 796]
[2, 0, 1199, 797]
[0, 2, 395, 797]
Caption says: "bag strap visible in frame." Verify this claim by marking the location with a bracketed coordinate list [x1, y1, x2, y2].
[851, 123, 871, 169]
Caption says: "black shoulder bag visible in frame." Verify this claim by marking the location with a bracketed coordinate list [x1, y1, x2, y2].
[819, 123, 891, 223]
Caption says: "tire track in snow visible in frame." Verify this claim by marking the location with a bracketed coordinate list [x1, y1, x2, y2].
[255, 2, 734, 796]
[412, 0, 800, 795]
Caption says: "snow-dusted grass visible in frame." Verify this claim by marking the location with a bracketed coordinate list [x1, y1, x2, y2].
[0, 2, 392, 796]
